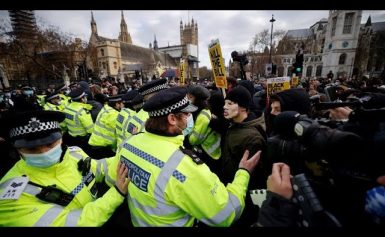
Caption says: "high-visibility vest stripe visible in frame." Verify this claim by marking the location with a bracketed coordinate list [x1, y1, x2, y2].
[34, 205, 63, 226]
[64, 209, 82, 226]
[199, 192, 242, 226]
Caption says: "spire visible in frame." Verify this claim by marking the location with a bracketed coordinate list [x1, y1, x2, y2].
[153, 34, 158, 50]
[119, 10, 132, 44]
[90, 11, 98, 35]
[365, 15, 372, 27]
[91, 11, 95, 23]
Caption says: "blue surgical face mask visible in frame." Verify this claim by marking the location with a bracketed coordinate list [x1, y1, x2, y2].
[182, 113, 194, 136]
[21, 143, 62, 168]
[23, 90, 34, 97]
[365, 186, 385, 218]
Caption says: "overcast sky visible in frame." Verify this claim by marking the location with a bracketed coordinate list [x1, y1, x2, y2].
[1, 10, 385, 69]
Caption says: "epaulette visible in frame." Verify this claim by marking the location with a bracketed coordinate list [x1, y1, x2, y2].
[68, 146, 82, 152]
[179, 146, 204, 165]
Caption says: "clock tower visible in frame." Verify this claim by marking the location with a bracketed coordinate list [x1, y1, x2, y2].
[322, 10, 362, 79]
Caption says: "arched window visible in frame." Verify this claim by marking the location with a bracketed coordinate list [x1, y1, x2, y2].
[278, 66, 284, 77]
[339, 53, 346, 65]
[113, 62, 117, 69]
[287, 67, 292, 76]
[316, 65, 322, 77]
[306, 66, 313, 77]
[101, 49, 105, 57]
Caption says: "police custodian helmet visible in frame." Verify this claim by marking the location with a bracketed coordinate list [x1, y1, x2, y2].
[143, 86, 197, 117]
[1, 110, 65, 148]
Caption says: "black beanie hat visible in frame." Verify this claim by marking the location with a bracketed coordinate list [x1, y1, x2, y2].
[225, 86, 251, 109]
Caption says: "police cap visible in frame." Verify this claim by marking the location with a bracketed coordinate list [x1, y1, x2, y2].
[45, 91, 60, 102]
[188, 85, 210, 99]
[1, 110, 65, 148]
[68, 87, 86, 101]
[107, 94, 123, 103]
[138, 78, 169, 96]
[122, 90, 139, 102]
[56, 83, 68, 92]
[143, 87, 197, 117]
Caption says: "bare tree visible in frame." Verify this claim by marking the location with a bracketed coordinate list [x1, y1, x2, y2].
[0, 17, 88, 87]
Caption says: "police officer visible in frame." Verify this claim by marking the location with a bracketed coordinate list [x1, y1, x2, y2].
[0, 110, 129, 226]
[116, 90, 140, 147]
[63, 87, 94, 150]
[44, 91, 62, 112]
[125, 78, 169, 135]
[113, 86, 261, 226]
[88, 95, 124, 159]
[187, 85, 222, 174]
[44, 91, 67, 133]
[55, 84, 71, 111]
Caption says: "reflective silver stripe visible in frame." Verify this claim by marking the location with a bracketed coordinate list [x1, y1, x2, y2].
[84, 124, 93, 131]
[95, 120, 115, 133]
[69, 149, 83, 160]
[206, 136, 221, 155]
[64, 209, 82, 226]
[24, 184, 42, 195]
[99, 158, 114, 184]
[92, 130, 115, 143]
[34, 205, 63, 226]
[190, 131, 206, 141]
[199, 192, 242, 226]
[116, 125, 123, 131]
[96, 160, 102, 178]
[129, 199, 191, 227]
[132, 115, 144, 126]
[122, 115, 133, 134]
[200, 110, 211, 120]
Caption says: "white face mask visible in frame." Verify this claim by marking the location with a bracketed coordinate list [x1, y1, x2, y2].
[223, 100, 240, 119]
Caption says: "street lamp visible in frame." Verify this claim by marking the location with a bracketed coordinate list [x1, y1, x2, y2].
[269, 14, 276, 64]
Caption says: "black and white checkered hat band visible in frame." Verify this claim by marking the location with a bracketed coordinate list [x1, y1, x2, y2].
[148, 96, 189, 117]
[46, 94, 60, 101]
[10, 121, 60, 138]
[72, 92, 85, 100]
[141, 84, 169, 96]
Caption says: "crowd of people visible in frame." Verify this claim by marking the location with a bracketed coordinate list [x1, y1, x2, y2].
[0, 73, 384, 227]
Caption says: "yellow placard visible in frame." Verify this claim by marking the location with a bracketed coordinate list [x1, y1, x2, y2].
[179, 59, 186, 85]
[208, 39, 227, 89]
[267, 77, 291, 96]
[291, 76, 299, 87]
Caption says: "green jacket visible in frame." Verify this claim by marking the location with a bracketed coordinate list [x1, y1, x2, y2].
[222, 112, 267, 188]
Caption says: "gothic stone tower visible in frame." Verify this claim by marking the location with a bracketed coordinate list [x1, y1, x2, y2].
[118, 11, 132, 44]
[322, 10, 362, 79]
[180, 18, 199, 79]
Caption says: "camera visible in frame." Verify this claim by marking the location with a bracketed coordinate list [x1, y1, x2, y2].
[231, 51, 248, 66]
[267, 111, 385, 226]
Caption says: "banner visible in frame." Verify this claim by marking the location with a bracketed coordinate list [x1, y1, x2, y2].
[267, 77, 291, 96]
[208, 39, 227, 89]
[179, 59, 186, 85]
[291, 76, 299, 87]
